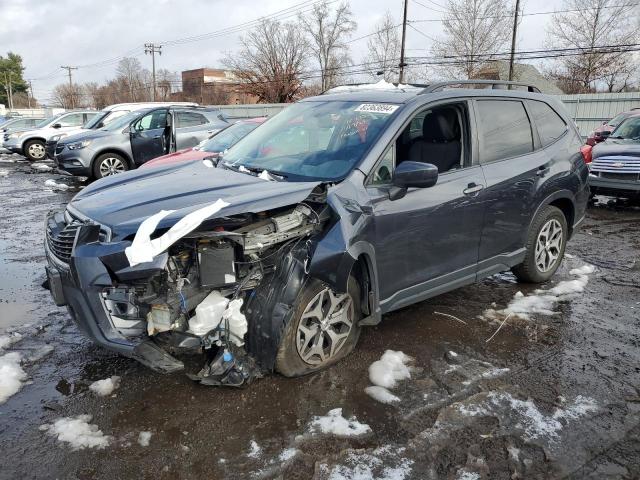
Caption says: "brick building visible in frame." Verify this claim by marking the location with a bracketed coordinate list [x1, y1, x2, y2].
[181, 68, 257, 105]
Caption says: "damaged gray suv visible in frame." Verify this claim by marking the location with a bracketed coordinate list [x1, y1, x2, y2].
[44, 80, 589, 385]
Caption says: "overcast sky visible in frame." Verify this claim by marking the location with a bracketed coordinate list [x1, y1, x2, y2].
[1, 0, 563, 103]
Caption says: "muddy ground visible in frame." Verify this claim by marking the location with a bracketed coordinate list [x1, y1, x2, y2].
[0, 153, 639, 480]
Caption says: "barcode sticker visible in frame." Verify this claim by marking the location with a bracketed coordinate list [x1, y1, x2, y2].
[354, 103, 399, 114]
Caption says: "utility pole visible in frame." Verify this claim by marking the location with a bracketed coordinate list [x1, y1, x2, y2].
[3, 72, 13, 110]
[145, 43, 162, 101]
[508, 0, 521, 84]
[399, 0, 409, 83]
[60, 65, 78, 108]
[28, 80, 33, 108]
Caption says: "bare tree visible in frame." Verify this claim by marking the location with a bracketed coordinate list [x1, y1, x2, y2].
[223, 19, 309, 103]
[431, 0, 512, 79]
[546, 0, 639, 93]
[299, 1, 356, 90]
[51, 83, 86, 108]
[365, 11, 401, 81]
[116, 57, 147, 101]
[156, 69, 178, 100]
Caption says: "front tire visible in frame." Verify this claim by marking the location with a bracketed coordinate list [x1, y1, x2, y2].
[92, 153, 129, 179]
[24, 139, 46, 161]
[275, 277, 361, 377]
[512, 205, 568, 283]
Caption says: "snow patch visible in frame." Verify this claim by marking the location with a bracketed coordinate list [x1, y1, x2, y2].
[483, 264, 595, 320]
[89, 376, 121, 396]
[32, 162, 53, 171]
[365, 386, 401, 404]
[44, 179, 70, 191]
[0, 168, 8, 177]
[328, 79, 415, 93]
[247, 439, 262, 458]
[26, 344, 55, 363]
[308, 408, 371, 437]
[369, 350, 412, 389]
[138, 431, 152, 447]
[324, 449, 413, 480]
[41, 415, 111, 450]
[456, 469, 481, 480]
[0, 332, 23, 350]
[279, 447, 299, 462]
[0, 352, 27, 404]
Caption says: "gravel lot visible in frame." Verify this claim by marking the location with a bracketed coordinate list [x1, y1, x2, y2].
[0, 152, 639, 480]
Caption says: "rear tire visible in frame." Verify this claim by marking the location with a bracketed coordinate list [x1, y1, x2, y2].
[24, 139, 46, 161]
[275, 276, 361, 377]
[512, 205, 568, 283]
[92, 153, 129, 179]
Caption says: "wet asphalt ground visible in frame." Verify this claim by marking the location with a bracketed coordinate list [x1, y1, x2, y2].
[0, 152, 639, 480]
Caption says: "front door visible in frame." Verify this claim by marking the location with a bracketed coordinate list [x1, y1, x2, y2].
[130, 108, 169, 165]
[366, 102, 486, 312]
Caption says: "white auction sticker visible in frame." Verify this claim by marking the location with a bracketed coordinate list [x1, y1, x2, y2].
[354, 103, 399, 114]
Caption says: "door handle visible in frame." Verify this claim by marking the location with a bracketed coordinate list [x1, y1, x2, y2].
[537, 166, 550, 177]
[463, 183, 484, 195]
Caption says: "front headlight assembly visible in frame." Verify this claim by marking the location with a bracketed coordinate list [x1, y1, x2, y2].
[67, 140, 92, 150]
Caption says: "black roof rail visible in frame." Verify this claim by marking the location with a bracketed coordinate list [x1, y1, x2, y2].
[421, 80, 541, 94]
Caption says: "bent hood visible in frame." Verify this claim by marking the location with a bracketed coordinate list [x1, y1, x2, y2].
[69, 160, 320, 240]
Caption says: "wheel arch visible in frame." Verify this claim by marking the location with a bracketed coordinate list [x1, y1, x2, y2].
[528, 190, 576, 240]
[91, 149, 134, 171]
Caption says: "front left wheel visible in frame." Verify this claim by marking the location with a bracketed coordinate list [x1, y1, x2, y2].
[275, 277, 361, 377]
[92, 153, 129, 179]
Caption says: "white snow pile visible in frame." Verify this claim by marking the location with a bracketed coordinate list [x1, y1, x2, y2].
[483, 264, 596, 321]
[365, 350, 412, 404]
[0, 352, 27, 404]
[258, 169, 276, 181]
[308, 408, 372, 437]
[0, 168, 8, 177]
[247, 439, 262, 458]
[40, 414, 112, 450]
[89, 376, 121, 396]
[32, 162, 53, 171]
[138, 431, 152, 447]
[456, 392, 598, 441]
[320, 446, 413, 480]
[44, 179, 70, 191]
[26, 344, 55, 363]
[0, 332, 23, 350]
[329, 79, 415, 93]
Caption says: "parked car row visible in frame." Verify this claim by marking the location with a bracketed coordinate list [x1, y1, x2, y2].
[0, 116, 46, 148]
[44, 80, 590, 384]
[583, 109, 640, 199]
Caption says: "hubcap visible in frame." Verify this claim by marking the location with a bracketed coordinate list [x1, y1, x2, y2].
[28, 143, 45, 159]
[535, 218, 563, 273]
[296, 287, 354, 365]
[99, 157, 126, 177]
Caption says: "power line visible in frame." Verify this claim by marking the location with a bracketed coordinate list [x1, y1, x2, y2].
[60, 65, 78, 108]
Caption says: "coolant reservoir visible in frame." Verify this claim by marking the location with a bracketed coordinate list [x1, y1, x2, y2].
[190, 291, 229, 336]
[222, 299, 248, 346]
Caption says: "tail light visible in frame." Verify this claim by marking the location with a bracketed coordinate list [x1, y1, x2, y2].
[580, 145, 592, 164]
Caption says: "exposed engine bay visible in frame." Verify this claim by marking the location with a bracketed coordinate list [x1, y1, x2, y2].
[99, 201, 328, 386]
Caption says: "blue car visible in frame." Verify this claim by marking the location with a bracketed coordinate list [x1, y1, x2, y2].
[44, 80, 589, 385]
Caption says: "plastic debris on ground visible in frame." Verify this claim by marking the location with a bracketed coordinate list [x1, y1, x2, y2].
[482, 264, 596, 321]
[307, 408, 371, 437]
[40, 415, 112, 450]
[0, 352, 27, 404]
[89, 376, 121, 397]
[125, 198, 229, 266]
[138, 431, 152, 447]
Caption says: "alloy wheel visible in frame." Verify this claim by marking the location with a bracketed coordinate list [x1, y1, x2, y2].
[534, 218, 563, 273]
[28, 143, 45, 160]
[296, 287, 354, 365]
[99, 157, 126, 177]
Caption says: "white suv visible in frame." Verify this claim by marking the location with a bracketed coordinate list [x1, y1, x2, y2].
[4, 110, 98, 161]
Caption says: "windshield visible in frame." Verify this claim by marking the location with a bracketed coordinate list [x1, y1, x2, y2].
[101, 110, 148, 132]
[84, 111, 109, 129]
[610, 117, 640, 140]
[35, 117, 51, 128]
[608, 112, 629, 128]
[222, 101, 398, 181]
[201, 122, 260, 153]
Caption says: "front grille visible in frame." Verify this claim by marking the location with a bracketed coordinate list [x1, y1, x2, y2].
[46, 220, 81, 263]
[591, 156, 640, 174]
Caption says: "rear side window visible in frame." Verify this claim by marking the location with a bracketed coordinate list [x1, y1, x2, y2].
[176, 111, 208, 128]
[529, 100, 567, 147]
[476, 100, 533, 163]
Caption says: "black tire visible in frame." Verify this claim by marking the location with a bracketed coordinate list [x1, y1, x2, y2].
[23, 139, 46, 161]
[275, 276, 362, 377]
[512, 205, 568, 283]
[92, 153, 129, 179]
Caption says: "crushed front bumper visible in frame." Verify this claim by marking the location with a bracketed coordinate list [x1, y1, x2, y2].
[589, 174, 640, 197]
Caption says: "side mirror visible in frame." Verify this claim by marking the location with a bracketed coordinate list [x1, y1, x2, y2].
[600, 131, 611, 138]
[389, 161, 438, 200]
[52, 123, 62, 129]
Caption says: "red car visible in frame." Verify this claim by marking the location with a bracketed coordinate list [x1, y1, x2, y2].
[586, 108, 640, 146]
[142, 117, 267, 169]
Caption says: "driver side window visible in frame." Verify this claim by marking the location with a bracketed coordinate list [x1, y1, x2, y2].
[370, 146, 394, 185]
[136, 110, 167, 131]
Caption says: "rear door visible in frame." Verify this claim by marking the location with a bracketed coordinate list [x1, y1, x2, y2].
[130, 108, 169, 165]
[474, 98, 548, 273]
[174, 110, 212, 149]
